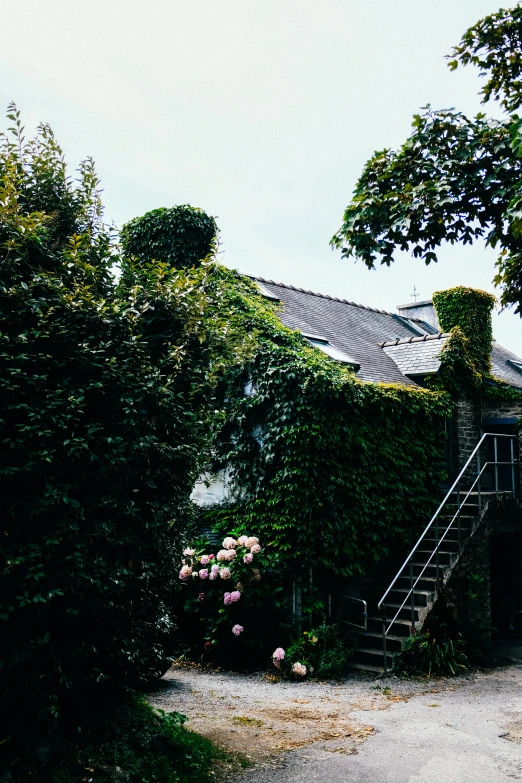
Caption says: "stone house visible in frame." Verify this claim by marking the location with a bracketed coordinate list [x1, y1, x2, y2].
[193, 276, 522, 671]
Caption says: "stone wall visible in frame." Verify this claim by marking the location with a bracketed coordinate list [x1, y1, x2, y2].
[443, 496, 522, 651]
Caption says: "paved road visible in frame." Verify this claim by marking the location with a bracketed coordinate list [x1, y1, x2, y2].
[229, 663, 522, 783]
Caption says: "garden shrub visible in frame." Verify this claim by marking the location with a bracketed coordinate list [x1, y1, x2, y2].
[120, 205, 218, 269]
[272, 624, 357, 679]
[33, 695, 222, 783]
[0, 107, 249, 767]
[175, 534, 289, 667]
[395, 600, 469, 677]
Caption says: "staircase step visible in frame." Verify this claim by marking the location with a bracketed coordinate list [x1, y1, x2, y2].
[366, 616, 413, 636]
[361, 631, 404, 652]
[350, 662, 387, 674]
[354, 647, 395, 668]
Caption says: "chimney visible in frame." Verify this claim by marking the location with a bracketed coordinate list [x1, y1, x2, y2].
[396, 299, 440, 331]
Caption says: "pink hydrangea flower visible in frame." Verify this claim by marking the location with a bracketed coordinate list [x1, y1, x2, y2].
[219, 567, 231, 580]
[250, 544, 261, 555]
[245, 537, 259, 549]
[199, 569, 208, 579]
[243, 553, 253, 564]
[200, 555, 210, 565]
[179, 570, 188, 581]
[230, 591, 241, 603]
[183, 548, 195, 557]
[224, 592, 232, 606]
[209, 564, 219, 580]
[222, 537, 237, 549]
[217, 550, 228, 562]
[179, 564, 192, 580]
[208, 554, 215, 561]
[292, 662, 307, 677]
[237, 535, 249, 547]
[272, 647, 285, 661]
[225, 549, 236, 561]
[232, 624, 244, 636]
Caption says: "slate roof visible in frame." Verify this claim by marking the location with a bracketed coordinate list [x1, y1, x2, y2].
[382, 334, 449, 376]
[250, 275, 522, 390]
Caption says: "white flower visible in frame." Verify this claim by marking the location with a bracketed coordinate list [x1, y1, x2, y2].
[219, 567, 231, 580]
[183, 548, 195, 557]
[217, 550, 228, 562]
[292, 662, 307, 677]
[225, 549, 236, 561]
[237, 535, 249, 547]
[245, 537, 259, 549]
[179, 565, 192, 578]
[222, 537, 237, 549]
[250, 544, 261, 555]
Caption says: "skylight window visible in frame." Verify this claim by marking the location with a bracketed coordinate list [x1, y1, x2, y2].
[301, 332, 360, 369]
[255, 282, 280, 301]
[507, 359, 522, 375]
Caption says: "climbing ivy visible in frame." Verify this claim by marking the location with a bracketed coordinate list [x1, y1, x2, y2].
[433, 286, 495, 375]
[430, 327, 482, 397]
[201, 273, 453, 580]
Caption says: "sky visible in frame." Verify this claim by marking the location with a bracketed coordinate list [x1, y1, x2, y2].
[3, 0, 522, 354]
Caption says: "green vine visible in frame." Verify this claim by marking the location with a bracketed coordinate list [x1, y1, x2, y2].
[430, 327, 482, 397]
[201, 270, 453, 580]
[433, 286, 495, 375]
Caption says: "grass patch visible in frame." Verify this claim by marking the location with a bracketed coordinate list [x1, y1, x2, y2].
[14, 695, 226, 783]
[231, 716, 264, 727]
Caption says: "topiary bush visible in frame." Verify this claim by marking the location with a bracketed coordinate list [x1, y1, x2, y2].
[120, 205, 218, 269]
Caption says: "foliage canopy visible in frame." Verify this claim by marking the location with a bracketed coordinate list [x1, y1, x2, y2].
[0, 105, 247, 763]
[331, 6, 522, 315]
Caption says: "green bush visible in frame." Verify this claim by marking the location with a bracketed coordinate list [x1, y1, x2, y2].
[174, 534, 290, 668]
[121, 205, 218, 269]
[275, 624, 357, 679]
[35, 696, 221, 783]
[0, 107, 247, 764]
[395, 631, 469, 677]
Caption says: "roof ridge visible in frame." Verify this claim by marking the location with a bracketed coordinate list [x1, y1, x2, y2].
[380, 333, 450, 348]
[248, 274, 396, 316]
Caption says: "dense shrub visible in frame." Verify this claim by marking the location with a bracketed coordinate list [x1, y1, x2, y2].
[272, 625, 357, 680]
[121, 205, 218, 269]
[175, 534, 289, 667]
[0, 107, 247, 765]
[36, 696, 221, 783]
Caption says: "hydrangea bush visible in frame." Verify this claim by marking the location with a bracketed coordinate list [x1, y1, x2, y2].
[177, 535, 287, 665]
[271, 625, 357, 680]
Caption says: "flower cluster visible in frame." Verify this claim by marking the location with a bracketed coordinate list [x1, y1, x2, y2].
[179, 534, 263, 640]
[292, 662, 307, 677]
[272, 647, 285, 669]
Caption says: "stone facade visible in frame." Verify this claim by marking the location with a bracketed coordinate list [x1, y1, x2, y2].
[443, 496, 522, 649]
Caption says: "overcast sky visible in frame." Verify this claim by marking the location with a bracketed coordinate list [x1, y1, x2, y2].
[3, 0, 521, 354]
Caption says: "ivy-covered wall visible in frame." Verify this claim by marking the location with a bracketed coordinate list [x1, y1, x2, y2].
[433, 287, 496, 375]
[202, 270, 453, 580]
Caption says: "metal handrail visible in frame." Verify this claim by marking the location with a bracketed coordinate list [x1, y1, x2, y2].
[328, 592, 368, 631]
[378, 433, 518, 671]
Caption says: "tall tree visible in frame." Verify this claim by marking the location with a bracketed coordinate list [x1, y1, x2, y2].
[331, 5, 522, 315]
[0, 105, 247, 766]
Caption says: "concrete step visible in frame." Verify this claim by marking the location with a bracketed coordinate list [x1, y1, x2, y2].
[354, 646, 394, 669]
[350, 661, 387, 674]
[360, 631, 404, 652]
[366, 615, 413, 636]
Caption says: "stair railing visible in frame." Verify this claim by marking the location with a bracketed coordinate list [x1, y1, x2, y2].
[378, 433, 518, 673]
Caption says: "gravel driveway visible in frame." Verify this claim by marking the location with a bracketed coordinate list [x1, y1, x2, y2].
[148, 655, 522, 782]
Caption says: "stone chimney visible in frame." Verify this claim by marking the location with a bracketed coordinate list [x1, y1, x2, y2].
[396, 299, 440, 331]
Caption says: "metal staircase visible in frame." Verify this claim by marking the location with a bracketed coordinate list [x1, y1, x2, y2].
[344, 433, 519, 674]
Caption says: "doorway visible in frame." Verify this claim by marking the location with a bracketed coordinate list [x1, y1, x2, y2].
[490, 532, 522, 638]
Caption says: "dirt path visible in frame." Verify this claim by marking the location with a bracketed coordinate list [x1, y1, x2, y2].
[146, 662, 522, 780]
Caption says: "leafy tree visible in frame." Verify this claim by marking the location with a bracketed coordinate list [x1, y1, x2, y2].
[0, 105, 246, 769]
[331, 5, 522, 315]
